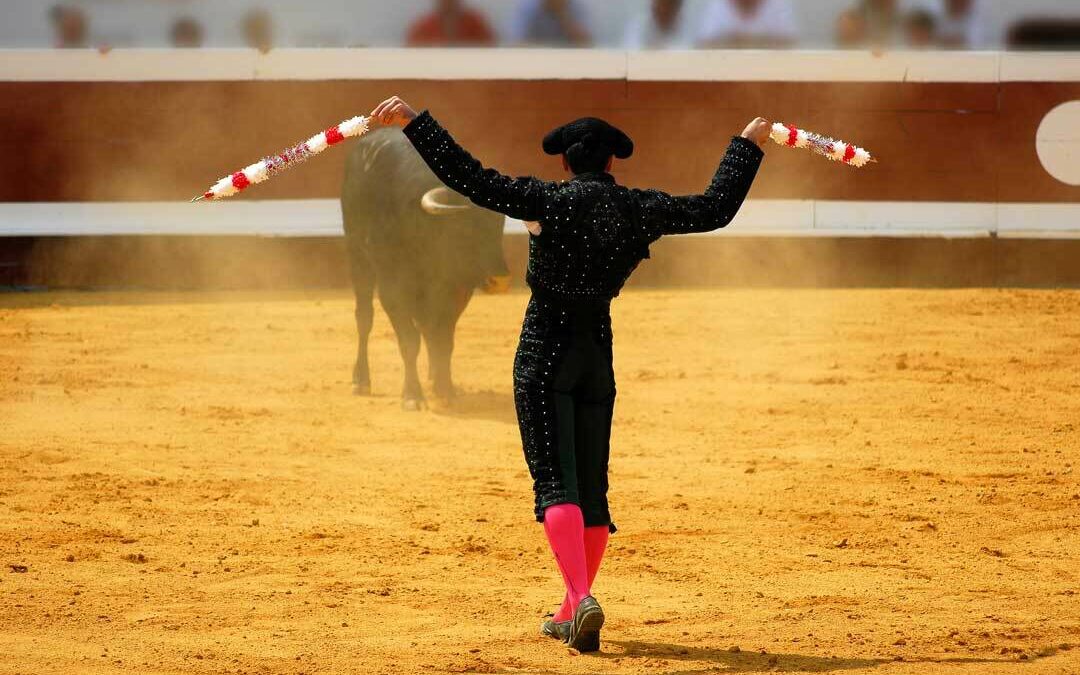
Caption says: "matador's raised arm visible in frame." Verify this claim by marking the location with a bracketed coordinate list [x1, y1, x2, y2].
[633, 136, 764, 239]
[403, 111, 553, 223]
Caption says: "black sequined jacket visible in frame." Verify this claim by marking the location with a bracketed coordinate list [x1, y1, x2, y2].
[403, 111, 764, 300]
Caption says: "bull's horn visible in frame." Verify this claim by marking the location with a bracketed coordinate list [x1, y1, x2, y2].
[420, 187, 471, 216]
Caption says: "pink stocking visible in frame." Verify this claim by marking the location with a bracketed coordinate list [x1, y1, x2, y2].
[584, 526, 610, 585]
[543, 504, 590, 623]
[551, 522, 609, 622]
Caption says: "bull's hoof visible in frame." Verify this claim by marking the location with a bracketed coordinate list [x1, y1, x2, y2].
[401, 397, 427, 412]
[353, 383, 372, 396]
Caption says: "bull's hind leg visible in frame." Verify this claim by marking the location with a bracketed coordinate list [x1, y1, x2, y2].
[380, 288, 426, 411]
[349, 251, 376, 396]
[390, 315, 425, 411]
[421, 318, 455, 410]
[421, 286, 474, 409]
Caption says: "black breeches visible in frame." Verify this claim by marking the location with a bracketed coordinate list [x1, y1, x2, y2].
[513, 295, 616, 531]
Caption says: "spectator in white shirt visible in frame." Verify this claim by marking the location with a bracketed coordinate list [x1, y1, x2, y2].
[938, 0, 986, 49]
[697, 0, 798, 48]
[624, 0, 692, 50]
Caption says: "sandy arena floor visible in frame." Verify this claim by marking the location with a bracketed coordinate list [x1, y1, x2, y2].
[1, 288, 1078, 674]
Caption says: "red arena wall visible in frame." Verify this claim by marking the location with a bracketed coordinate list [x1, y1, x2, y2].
[2, 78, 1078, 204]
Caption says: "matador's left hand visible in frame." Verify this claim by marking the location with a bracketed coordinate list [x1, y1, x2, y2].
[741, 117, 772, 147]
[371, 96, 419, 127]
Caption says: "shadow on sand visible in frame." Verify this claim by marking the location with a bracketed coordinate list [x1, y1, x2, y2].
[600, 641, 883, 673]
[599, 640, 1037, 674]
[433, 389, 517, 425]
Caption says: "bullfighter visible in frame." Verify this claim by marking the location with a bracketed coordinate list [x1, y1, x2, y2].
[371, 95, 770, 653]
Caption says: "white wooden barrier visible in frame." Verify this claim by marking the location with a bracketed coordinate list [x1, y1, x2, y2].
[3, 200, 1077, 238]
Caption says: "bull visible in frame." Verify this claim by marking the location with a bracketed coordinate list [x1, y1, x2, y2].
[341, 127, 510, 410]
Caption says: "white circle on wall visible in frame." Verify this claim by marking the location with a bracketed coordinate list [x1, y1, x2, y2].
[1037, 101, 1080, 186]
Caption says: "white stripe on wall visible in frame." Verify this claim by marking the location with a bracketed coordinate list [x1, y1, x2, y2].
[2, 200, 1076, 238]
[1, 49, 1078, 83]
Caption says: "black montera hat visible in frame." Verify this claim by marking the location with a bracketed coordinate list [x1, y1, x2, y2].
[542, 117, 634, 160]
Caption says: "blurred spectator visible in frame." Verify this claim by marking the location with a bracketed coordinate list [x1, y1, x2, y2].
[171, 17, 204, 48]
[938, 0, 985, 49]
[835, 8, 869, 47]
[623, 0, 692, 50]
[697, 0, 798, 49]
[243, 9, 274, 53]
[407, 0, 496, 47]
[904, 9, 937, 48]
[861, 0, 900, 47]
[835, 0, 899, 48]
[508, 0, 593, 47]
[49, 4, 88, 49]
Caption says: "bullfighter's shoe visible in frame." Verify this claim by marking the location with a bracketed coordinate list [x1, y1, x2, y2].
[540, 613, 570, 641]
[567, 596, 605, 653]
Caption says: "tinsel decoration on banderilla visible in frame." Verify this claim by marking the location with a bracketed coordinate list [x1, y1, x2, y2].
[193, 115, 370, 201]
[769, 123, 876, 168]
[194, 115, 874, 202]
